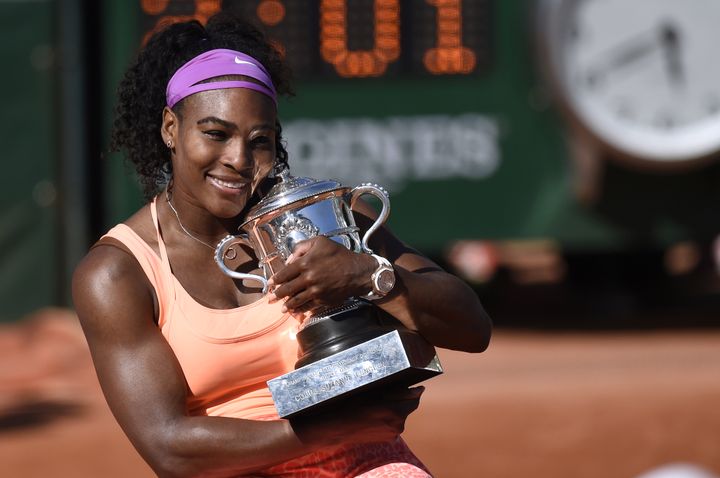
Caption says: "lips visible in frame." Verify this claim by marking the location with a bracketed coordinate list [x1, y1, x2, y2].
[208, 175, 250, 191]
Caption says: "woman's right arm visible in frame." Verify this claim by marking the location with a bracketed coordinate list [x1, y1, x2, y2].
[72, 245, 421, 478]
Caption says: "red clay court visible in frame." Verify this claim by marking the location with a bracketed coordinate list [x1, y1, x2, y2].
[1, 308, 719, 478]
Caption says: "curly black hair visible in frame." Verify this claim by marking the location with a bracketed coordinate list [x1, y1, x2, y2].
[110, 12, 294, 200]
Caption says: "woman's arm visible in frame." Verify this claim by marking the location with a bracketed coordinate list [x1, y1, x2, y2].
[73, 245, 420, 478]
[267, 202, 492, 353]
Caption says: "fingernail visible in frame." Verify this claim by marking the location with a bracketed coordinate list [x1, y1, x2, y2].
[267, 292, 277, 303]
[285, 253, 294, 264]
[281, 305, 288, 313]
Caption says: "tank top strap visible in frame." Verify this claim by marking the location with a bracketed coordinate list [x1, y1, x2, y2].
[150, 196, 174, 278]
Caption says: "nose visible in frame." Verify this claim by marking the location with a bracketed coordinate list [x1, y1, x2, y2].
[221, 139, 254, 175]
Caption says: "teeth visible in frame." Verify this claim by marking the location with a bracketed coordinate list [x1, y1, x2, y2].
[211, 177, 245, 189]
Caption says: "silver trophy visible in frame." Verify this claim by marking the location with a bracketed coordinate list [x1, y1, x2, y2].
[215, 169, 442, 418]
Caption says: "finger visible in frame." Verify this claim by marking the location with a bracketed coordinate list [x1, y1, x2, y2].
[285, 298, 314, 313]
[270, 261, 302, 288]
[285, 242, 314, 264]
[272, 274, 309, 301]
[291, 311, 309, 322]
[286, 240, 314, 264]
[282, 289, 316, 313]
[381, 386, 425, 401]
[291, 301, 322, 315]
[408, 385, 425, 397]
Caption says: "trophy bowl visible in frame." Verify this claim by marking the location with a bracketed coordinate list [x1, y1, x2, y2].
[215, 169, 443, 418]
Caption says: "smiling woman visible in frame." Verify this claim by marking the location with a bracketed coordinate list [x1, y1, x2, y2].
[71, 10, 491, 478]
[162, 86, 278, 221]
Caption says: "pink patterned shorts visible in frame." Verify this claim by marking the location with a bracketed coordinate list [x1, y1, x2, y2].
[254, 437, 432, 477]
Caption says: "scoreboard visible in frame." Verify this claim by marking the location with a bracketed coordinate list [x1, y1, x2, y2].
[102, 0, 720, 253]
[139, 0, 493, 78]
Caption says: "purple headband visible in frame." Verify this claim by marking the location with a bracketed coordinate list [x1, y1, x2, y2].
[166, 48, 277, 108]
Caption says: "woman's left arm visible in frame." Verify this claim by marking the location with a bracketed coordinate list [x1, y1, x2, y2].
[370, 248, 492, 353]
[268, 203, 492, 353]
[359, 201, 491, 352]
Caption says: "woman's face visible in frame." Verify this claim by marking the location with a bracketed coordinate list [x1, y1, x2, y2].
[165, 87, 277, 219]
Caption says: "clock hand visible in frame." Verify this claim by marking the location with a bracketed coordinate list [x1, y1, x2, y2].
[661, 23, 684, 88]
[586, 29, 660, 82]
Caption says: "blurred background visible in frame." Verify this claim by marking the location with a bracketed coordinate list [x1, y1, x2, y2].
[2, 1, 720, 477]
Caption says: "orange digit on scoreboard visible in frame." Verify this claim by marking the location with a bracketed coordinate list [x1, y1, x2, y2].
[319, 0, 401, 78]
[424, 0, 476, 74]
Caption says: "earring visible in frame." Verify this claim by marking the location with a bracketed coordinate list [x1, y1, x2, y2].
[166, 140, 172, 148]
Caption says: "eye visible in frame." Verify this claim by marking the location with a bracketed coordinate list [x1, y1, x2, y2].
[250, 135, 274, 149]
[204, 130, 227, 141]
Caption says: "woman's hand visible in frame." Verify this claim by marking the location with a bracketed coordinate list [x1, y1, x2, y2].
[267, 236, 376, 314]
[290, 386, 425, 447]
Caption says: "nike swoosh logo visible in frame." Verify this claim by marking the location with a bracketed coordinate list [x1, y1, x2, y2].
[235, 56, 252, 65]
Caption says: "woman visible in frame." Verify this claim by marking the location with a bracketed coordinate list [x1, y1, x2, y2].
[72, 12, 491, 478]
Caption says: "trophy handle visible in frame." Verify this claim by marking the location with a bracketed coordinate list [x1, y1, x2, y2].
[214, 234, 269, 293]
[349, 183, 390, 254]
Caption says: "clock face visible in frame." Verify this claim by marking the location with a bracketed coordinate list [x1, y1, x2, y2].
[538, 0, 720, 163]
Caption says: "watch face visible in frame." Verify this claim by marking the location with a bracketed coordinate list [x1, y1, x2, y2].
[539, 0, 720, 163]
[376, 269, 396, 294]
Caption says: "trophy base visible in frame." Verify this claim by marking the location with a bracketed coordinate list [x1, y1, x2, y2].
[267, 328, 443, 418]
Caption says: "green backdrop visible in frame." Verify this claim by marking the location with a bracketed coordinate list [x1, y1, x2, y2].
[101, 0, 720, 252]
[0, 1, 57, 322]
[2, 0, 718, 322]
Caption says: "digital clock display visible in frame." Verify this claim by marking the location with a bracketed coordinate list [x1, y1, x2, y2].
[140, 0, 493, 79]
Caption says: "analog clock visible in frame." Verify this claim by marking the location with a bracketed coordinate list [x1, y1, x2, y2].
[535, 0, 720, 166]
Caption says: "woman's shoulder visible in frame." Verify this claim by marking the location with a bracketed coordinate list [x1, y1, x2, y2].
[72, 247, 156, 334]
[72, 204, 157, 320]
[73, 239, 152, 303]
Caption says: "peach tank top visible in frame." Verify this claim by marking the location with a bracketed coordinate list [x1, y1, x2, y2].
[103, 200, 299, 419]
[102, 200, 431, 477]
